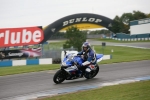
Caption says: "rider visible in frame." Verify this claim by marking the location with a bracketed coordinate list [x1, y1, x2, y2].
[77, 42, 97, 73]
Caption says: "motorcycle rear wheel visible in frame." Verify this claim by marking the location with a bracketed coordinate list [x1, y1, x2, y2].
[53, 70, 66, 84]
[91, 65, 99, 78]
[84, 65, 99, 79]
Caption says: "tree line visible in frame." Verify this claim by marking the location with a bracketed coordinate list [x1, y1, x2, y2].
[111, 10, 150, 34]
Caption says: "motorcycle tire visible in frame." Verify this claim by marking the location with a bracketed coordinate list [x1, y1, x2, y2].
[84, 65, 99, 79]
[91, 65, 99, 78]
[53, 70, 66, 84]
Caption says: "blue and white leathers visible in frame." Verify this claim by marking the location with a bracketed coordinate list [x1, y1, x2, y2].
[78, 49, 97, 66]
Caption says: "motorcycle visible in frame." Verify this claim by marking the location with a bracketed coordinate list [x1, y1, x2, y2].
[53, 51, 103, 84]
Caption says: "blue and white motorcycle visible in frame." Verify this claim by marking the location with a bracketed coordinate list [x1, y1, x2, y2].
[53, 51, 103, 84]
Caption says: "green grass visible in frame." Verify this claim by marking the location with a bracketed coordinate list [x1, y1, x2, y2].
[95, 46, 150, 64]
[0, 64, 60, 76]
[93, 38, 150, 43]
[38, 80, 150, 100]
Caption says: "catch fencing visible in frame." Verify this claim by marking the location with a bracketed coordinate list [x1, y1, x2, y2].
[42, 46, 78, 63]
[0, 44, 62, 64]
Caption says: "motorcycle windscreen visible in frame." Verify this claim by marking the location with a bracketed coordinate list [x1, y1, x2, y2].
[62, 54, 74, 66]
[96, 54, 103, 62]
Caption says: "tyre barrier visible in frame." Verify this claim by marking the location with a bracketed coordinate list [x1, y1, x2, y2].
[53, 58, 61, 64]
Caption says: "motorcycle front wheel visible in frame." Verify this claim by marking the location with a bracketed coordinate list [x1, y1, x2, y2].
[53, 70, 66, 84]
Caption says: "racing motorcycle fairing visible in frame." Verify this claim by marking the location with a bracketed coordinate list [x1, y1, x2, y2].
[53, 51, 103, 84]
[96, 54, 103, 62]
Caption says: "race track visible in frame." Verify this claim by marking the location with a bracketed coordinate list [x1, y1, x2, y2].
[0, 60, 150, 100]
[87, 39, 150, 49]
[0, 40, 150, 100]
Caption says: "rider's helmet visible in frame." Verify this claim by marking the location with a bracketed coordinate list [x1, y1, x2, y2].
[82, 42, 91, 52]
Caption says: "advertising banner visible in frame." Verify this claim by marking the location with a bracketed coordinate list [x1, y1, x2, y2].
[0, 47, 41, 59]
[0, 26, 44, 47]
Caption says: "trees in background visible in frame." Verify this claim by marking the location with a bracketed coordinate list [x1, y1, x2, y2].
[63, 26, 86, 51]
[111, 10, 149, 34]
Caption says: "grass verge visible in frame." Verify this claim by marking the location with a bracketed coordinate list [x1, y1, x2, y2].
[95, 45, 150, 64]
[0, 45, 150, 76]
[38, 80, 150, 100]
[0, 64, 60, 76]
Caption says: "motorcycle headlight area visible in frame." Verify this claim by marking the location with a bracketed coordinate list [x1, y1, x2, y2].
[65, 66, 78, 72]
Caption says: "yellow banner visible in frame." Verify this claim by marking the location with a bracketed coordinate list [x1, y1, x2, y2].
[60, 23, 104, 31]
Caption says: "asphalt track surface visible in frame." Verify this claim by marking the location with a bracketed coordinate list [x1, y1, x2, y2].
[0, 60, 150, 100]
[0, 40, 150, 99]
[87, 39, 150, 48]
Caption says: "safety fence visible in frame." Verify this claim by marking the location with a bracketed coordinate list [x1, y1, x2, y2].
[109, 37, 150, 41]
[0, 58, 52, 67]
[110, 33, 150, 41]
